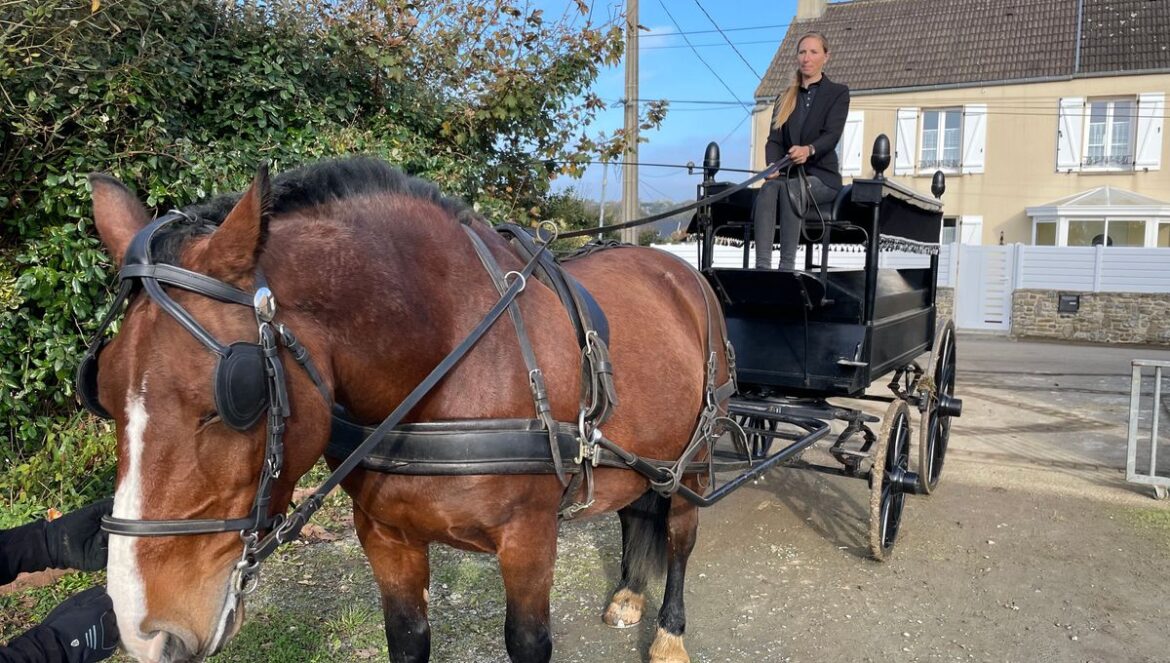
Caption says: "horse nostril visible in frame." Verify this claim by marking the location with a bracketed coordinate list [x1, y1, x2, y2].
[142, 625, 200, 663]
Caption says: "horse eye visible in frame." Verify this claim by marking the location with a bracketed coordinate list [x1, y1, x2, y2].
[197, 412, 221, 428]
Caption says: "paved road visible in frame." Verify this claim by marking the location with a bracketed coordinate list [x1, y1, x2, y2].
[951, 333, 1170, 474]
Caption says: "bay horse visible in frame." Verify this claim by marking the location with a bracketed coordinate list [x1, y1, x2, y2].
[84, 158, 733, 663]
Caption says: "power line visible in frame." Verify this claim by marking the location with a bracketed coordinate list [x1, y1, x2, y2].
[641, 38, 778, 51]
[640, 22, 791, 38]
[718, 113, 752, 146]
[654, 0, 751, 117]
[692, 0, 763, 80]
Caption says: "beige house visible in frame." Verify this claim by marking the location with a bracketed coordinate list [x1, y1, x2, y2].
[751, 0, 1170, 248]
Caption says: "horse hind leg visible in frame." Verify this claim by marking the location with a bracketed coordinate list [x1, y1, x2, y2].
[648, 494, 699, 663]
[603, 490, 669, 629]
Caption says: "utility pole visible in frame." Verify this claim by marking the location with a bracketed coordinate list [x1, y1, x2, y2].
[597, 161, 608, 239]
[620, 0, 639, 244]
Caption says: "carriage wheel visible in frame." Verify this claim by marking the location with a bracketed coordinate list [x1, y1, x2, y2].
[868, 400, 915, 561]
[733, 413, 777, 460]
[917, 317, 961, 494]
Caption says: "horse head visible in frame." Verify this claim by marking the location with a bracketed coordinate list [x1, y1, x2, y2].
[87, 170, 332, 662]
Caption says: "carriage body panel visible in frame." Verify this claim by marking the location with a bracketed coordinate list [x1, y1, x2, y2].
[694, 173, 944, 396]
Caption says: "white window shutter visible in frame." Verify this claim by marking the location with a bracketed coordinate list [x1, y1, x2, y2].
[1057, 97, 1084, 171]
[959, 215, 984, 245]
[839, 110, 864, 176]
[895, 107, 918, 175]
[1135, 92, 1164, 171]
[961, 104, 987, 174]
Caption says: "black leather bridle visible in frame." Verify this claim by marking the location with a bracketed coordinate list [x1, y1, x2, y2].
[84, 210, 547, 597]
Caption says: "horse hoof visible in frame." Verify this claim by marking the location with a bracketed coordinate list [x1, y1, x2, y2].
[601, 588, 644, 629]
[649, 627, 690, 663]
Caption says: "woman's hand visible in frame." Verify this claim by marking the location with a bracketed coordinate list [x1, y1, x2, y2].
[787, 145, 814, 165]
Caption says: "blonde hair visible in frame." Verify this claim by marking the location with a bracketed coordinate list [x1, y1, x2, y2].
[771, 32, 829, 130]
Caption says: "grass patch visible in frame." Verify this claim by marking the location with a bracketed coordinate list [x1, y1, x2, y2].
[0, 571, 104, 641]
[1122, 506, 1170, 552]
[214, 610, 331, 663]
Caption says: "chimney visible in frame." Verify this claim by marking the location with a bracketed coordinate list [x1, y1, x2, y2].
[797, 0, 828, 20]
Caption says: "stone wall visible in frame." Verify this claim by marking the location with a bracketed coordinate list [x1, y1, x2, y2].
[1012, 289, 1170, 345]
[936, 287, 954, 324]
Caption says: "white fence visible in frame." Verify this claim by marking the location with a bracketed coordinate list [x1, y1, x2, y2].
[652, 242, 1170, 295]
[650, 242, 934, 272]
[1016, 246, 1170, 294]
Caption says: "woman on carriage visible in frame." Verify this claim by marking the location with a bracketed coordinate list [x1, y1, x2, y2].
[754, 31, 850, 270]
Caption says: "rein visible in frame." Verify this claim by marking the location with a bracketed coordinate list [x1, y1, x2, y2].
[556, 157, 789, 239]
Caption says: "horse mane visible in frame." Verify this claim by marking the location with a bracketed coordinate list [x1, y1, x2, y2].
[181, 157, 481, 226]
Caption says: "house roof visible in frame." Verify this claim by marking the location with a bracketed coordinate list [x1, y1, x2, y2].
[1039, 186, 1170, 209]
[1026, 186, 1170, 217]
[756, 0, 1170, 99]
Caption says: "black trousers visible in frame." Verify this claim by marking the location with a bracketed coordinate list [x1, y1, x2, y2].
[752, 175, 838, 269]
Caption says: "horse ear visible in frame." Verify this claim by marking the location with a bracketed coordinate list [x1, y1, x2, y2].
[89, 173, 151, 266]
[202, 165, 271, 282]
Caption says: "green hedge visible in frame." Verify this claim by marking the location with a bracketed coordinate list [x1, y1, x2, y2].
[0, 0, 635, 524]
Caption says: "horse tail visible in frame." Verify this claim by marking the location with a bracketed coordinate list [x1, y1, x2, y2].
[621, 489, 670, 582]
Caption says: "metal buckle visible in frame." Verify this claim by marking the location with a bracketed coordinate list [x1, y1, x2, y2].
[575, 410, 600, 465]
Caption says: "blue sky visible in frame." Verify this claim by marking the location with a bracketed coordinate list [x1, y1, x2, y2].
[542, 0, 800, 202]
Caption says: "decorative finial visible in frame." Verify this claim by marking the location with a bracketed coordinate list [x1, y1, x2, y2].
[703, 142, 721, 181]
[871, 134, 890, 179]
[931, 170, 946, 199]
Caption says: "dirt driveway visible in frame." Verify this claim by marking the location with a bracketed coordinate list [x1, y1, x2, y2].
[84, 335, 1170, 662]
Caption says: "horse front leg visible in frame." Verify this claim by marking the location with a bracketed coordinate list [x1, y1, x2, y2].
[497, 515, 559, 663]
[354, 508, 432, 663]
[649, 494, 699, 663]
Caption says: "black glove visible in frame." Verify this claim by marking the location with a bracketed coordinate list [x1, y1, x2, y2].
[42, 586, 120, 663]
[44, 498, 113, 572]
[4, 587, 120, 663]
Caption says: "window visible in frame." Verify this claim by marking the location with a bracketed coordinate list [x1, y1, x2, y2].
[1051, 219, 1153, 247]
[920, 109, 962, 170]
[1034, 222, 1057, 246]
[895, 105, 984, 176]
[1058, 94, 1164, 172]
[1068, 220, 1106, 246]
[941, 217, 958, 244]
[1083, 99, 1135, 169]
[1107, 221, 1145, 247]
[1159, 224, 1170, 248]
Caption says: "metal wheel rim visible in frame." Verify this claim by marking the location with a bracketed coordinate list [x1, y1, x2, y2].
[869, 400, 911, 560]
[918, 319, 957, 493]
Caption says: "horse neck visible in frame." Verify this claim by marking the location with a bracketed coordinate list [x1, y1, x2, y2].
[259, 198, 510, 419]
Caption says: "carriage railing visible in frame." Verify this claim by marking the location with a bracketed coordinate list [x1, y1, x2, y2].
[1126, 359, 1170, 499]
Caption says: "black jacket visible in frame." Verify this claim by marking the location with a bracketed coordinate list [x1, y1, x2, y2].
[763, 74, 850, 190]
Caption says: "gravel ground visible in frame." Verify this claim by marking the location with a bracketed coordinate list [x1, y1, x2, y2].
[15, 335, 1170, 662]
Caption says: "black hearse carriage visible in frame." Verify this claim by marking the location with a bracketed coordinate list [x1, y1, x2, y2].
[691, 135, 962, 560]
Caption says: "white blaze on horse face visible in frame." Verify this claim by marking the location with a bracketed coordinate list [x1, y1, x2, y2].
[107, 384, 166, 661]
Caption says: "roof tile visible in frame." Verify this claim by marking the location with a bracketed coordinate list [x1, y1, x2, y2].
[756, 0, 1169, 99]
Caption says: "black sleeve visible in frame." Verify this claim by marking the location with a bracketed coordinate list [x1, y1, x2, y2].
[1, 625, 68, 663]
[763, 103, 786, 166]
[0, 520, 52, 585]
[809, 86, 850, 163]
[764, 128, 785, 167]
[1, 587, 119, 663]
